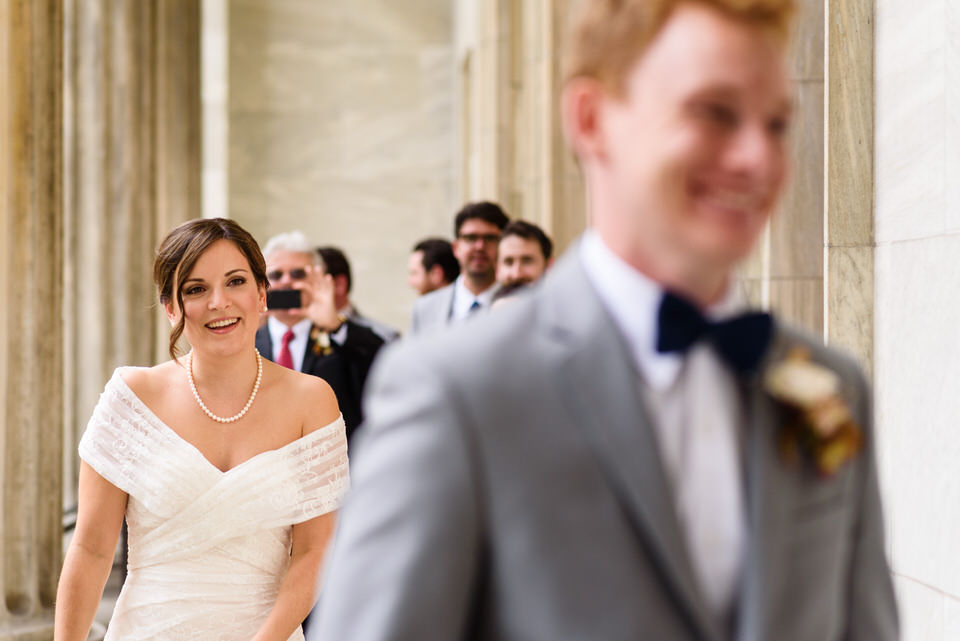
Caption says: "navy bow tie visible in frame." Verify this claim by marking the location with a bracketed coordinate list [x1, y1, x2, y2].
[656, 291, 773, 374]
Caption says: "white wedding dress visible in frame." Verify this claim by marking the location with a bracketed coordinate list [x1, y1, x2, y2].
[79, 368, 350, 641]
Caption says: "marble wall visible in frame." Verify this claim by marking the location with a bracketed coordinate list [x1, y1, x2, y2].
[454, 0, 587, 254]
[228, 0, 456, 332]
[874, 0, 960, 637]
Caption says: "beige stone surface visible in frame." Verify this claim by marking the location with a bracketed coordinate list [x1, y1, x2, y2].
[825, 0, 874, 375]
[230, 0, 455, 332]
[62, 0, 201, 516]
[769, 278, 824, 336]
[826, 245, 873, 373]
[827, 0, 874, 249]
[769, 82, 824, 281]
[0, 0, 63, 635]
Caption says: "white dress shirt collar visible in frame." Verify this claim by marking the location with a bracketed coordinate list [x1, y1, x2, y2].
[266, 316, 312, 372]
[451, 275, 498, 322]
[578, 230, 744, 391]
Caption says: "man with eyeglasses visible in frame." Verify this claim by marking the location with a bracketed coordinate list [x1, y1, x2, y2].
[409, 201, 509, 335]
[256, 231, 384, 442]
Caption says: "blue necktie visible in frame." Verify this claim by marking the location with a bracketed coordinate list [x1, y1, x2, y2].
[656, 291, 773, 374]
[468, 300, 482, 315]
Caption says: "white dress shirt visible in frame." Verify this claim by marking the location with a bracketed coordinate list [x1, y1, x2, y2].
[579, 230, 747, 622]
[266, 317, 312, 372]
[449, 276, 498, 322]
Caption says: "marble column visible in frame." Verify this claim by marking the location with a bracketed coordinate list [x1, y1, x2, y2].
[737, 0, 826, 336]
[0, 1, 64, 638]
[514, 0, 586, 253]
[825, 0, 874, 374]
[61, 0, 201, 521]
[459, 0, 588, 254]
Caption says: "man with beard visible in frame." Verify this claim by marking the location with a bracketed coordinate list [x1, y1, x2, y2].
[408, 201, 509, 335]
[496, 220, 554, 288]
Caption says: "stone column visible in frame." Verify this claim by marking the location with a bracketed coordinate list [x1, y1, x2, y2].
[825, 0, 874, 374]
[0, 0, 64, 638]
[516, 0, 579, 249]
[459, 0, 588, 253]
[61, 0, 201, 521]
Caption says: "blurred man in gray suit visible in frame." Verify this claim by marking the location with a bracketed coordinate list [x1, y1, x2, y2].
[408, 201, 508, 335]
[314, 1, 898, 640]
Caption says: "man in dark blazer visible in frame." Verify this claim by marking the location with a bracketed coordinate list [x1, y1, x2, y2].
[257, 231, 383, 441]
[313, 1, 898, 640]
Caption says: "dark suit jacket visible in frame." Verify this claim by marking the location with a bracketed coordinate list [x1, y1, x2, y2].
[256, 321, 383, 441]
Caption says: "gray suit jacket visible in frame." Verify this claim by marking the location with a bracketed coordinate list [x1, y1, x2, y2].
[409, 282, 455, 336]
[315, 250, 898, 641]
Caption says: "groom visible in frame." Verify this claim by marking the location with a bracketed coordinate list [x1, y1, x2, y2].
[314, 1, 898, 640]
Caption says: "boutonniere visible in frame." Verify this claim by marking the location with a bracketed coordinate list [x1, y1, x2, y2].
[763, 347, 863, 477]
[310, 327, 333, 356]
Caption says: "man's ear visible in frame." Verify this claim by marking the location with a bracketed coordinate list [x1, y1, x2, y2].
[333, 274, 350, 298]
[561, 77, 608, 161]
[427, 264, 446, 288]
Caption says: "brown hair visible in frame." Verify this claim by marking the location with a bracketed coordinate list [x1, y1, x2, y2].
[154, 218, 268, 360]
[563, 0, 795, 95]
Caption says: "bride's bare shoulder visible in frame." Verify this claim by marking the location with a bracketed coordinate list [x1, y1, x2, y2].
[261, 360, 340, 431]
[118, 359, 183, 399]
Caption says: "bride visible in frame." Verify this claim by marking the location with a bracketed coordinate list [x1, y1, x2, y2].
[54, 218, 349, 641]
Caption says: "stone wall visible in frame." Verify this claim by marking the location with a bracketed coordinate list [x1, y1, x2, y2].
[874, 0, 960, 637]
[228, 0, 456, 333]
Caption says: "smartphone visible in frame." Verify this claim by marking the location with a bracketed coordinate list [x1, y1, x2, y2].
[266, 289, 302, 310]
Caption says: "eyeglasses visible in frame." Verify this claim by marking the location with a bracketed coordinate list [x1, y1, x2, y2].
[458, 233, 501, 245]
[267, 268, 308, 282]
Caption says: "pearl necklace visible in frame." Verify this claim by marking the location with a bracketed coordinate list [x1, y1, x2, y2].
[187, 349, 263, 423]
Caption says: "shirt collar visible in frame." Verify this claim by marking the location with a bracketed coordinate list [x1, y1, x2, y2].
[578, 230, 745, 390]
[267, 315, 312, 347]
[452, 275, 498, 318]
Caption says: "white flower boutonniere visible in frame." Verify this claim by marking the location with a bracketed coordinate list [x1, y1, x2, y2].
[763, 347, 863, 477]
[311, 327, 333, 356]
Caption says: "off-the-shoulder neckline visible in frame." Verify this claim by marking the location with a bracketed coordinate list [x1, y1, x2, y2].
[111, 367, 345, 475]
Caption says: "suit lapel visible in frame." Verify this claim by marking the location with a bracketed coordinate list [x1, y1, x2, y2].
[543, 253, 722, 641]
[301, 326, 322, 374]
[440, 284, 456, 325]
[735, 329, 795, 641]
[255, 326, 273, 361]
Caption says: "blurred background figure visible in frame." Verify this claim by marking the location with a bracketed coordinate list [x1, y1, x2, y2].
[496, 220, 554, 287]
[409, 201, 509, 335]
[489, 281, 528, 311]
[257, 232, 384, 441]
[317, 246, 400, 342]
[408, 238, 460, 296]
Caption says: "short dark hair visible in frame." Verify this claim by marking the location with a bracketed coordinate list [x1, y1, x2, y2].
[154, 218, 268, 360]
[317, 246, 352, 293]
[453, 201, 510, 237]
[413, 238, 460, 284]
[501, 220, 553, 260]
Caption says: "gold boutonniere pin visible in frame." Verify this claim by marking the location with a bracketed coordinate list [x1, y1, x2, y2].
[310, 328, 333, 356]
[763, 347, 863, 477]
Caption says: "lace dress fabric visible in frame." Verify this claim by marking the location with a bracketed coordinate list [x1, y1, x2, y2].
[79, 368, 350, 641]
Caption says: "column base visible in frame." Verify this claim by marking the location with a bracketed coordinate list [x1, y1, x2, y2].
[1, 612, 54, 641]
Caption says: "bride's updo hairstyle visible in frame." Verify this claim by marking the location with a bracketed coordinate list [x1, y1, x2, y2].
[154, 217, 269, 359]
